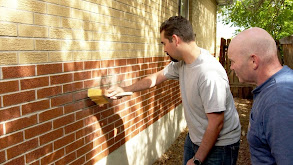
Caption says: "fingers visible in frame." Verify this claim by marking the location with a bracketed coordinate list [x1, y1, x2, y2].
[106, 86, 123, 99]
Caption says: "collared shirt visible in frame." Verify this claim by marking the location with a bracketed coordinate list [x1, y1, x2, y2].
[248, 66, 293, 165]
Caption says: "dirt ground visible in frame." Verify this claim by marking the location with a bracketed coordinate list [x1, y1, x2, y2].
[153, 98, 252, 165]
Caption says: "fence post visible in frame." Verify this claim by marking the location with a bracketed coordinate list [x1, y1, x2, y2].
[279, 35, 293, 69]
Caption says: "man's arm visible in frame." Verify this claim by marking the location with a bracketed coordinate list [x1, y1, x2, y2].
[107, 69, 168, 98]
[187, 111, 224, 164]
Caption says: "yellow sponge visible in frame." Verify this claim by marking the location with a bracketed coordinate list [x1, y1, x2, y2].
[88, 88, 133, 105]
[87, 88, 110, 105]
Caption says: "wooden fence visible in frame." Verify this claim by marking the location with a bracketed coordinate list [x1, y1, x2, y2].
[219, 38, 255, 99]
[280, 35, 293, 69]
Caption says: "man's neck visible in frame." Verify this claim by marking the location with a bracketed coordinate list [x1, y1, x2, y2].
[256, 64, 283, 86]
[181, 42, 201, 64]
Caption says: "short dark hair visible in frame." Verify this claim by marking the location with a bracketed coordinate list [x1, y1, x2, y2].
[160, 16, 195, 43]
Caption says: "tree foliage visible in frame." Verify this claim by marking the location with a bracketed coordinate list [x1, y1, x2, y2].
[219, 0, 293, 40]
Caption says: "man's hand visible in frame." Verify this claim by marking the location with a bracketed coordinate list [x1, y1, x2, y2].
[106, 86, 126, 99]
[186, 159, 195, 165]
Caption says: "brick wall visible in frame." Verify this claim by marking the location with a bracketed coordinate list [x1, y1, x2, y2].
[0, 0, 182, 164]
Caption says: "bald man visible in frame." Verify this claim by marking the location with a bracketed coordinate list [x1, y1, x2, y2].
[228, 27, 293, 165]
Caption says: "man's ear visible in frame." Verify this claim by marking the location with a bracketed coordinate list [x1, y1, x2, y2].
[172, 34, 180, 46]
[251, 54, 259, 70]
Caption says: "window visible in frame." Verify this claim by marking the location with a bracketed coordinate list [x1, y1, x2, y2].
[179, 0, 189, 19]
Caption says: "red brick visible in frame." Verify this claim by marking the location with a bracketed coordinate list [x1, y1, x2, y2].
[64, 101, 84, 114]
[109, 141, 121, 153]
[37, 86, 62, 99]
[137, 58, 144, 64]
[91, 70, 102, 78]
[37, 63, 62, 75]
[108, 67, 120, 75]
[0, 106, 21, 122]
[25, 143, 53, 163]
[0, 80, 19, 94]
[76, 108, 93, 121]
[84, 98, 97, 107]
[77, 143, 92, 157]
[50, 73, 73, 85]
[84, 79, 100, 88]
[3, 90, 35, 106]
[25, 122, 52, 139]
[0, 132, 23, 150]
[76, 124, 100, 140]
[27, 160, 39, 165]
[54, 133, 74, 149]
[69, 156, 85, 165]
[51, 93, 73, 107]
[39, 107, 63, 122]
[5, 115, 37, 133]
[101, 60, 114, 68]
[3, 156, 25, 165]
[115, 59, 126, 66]
[127, 59, 137, 65]
[20, 77, 49, 90]
[65, 120, 83, 134]
[2, 65, 35, 79]
[0, 124, 3, 136]
[0, 150, 5, 163]
[85, 146, 103, 162]
[7, 138, 38, 159]
[84, 113, 101, 128]
[63, 82, 83, 93]
[41, 149, 64, 165]
[74, 71, 91, 81]
[64, 62, 83, 72]
[55, 152, 76, 165]
[84, 61, 100, 69]
[22, 100, 50, 115]
[53, 114, 74, 129]
[65, 138, 84, 153]
[39, 128, 63, 145]
[73, 90, 87, 101]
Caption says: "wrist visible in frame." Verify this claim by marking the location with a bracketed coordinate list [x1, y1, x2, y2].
[192, 156, 202, 165]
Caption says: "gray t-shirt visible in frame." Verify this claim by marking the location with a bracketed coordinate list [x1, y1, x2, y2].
[163, 48, 241, 146]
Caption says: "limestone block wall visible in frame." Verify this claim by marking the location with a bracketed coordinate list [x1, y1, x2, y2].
[190, 0, 217, 56]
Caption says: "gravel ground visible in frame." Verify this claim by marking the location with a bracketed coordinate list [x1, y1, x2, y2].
[153, 98, 252, 165]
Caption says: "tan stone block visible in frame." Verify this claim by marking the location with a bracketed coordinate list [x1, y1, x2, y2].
[72, 30, 92, 40]
[72, 51, 91, 61]
[70, 8, 91, 20]
[0, 22, 17, 36]
[0, 52, 17, 65]
[17, 0, 46, 13]
[34, 13, 60, 27]
[59, 0, 82, 9]
[61, 18, 83, 29]
[47, 4, 70, 17]
[35, 40, 61, 51]
[61, 41, 91, 51]
[49, 28, 73, 39]
[91, 51, 102, 60]
[19, 24, 48, 38]
[0, 38, 34, 51]
[49, 51, 72, 62]
[99, 51, 118, 59]
[41, 0, 59, 4]
[0, 7, 33, 24]
[19, 52, 48, 64]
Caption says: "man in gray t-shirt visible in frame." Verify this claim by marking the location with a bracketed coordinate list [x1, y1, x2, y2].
[108, 16, 241, 165]
[164, 48, 240, 148]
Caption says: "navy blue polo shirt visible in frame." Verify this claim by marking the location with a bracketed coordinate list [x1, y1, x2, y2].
[247, 66, 293, 165]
